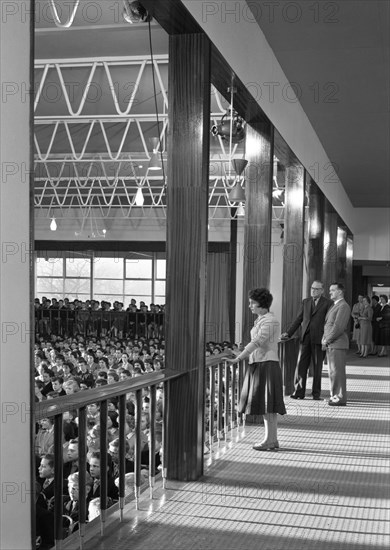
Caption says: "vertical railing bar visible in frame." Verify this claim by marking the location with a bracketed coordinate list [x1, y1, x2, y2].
[209, 366, 215, 451]
[134, 389, 142, 509]
[238, 361, 244, 426]
[99, 400, 108, 535]
[231, 364, 236, 430]
[224, 362, 229, 441]
[162, 381, 169, 488]
[149, 385, 157, 498]
[118, 394, 126, 521]
[217, 364, 223, 446]
[78, 406, 87, 549]
[54, 413, 64, 550]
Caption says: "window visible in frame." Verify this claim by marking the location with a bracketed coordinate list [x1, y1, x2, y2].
[35, 252, 166, 303]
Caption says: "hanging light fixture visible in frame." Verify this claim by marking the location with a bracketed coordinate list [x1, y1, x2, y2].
[135, 186, 144, 206]
[272, 157, 285, 203]
[237, 203, 245, 217]
[50, 217, 57, 231]
[214, 84, 248, 207]
[229, 158, 247, 202]
[123, 1, 152, 24]
[148, 137, 162, 170]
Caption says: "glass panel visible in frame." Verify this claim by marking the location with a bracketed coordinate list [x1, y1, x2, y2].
[125, 259, 152, 278]
[61, 294, 90, 302]
[154, 281, 165, 296]
[94, 279, 124, 295]
[64, 279, 90, 295]
[37, 292, 68, 301]
[94, 294, 125, 305]
[125, 280, 152, 296]
[93, 257, 123, 279]
[66, 258, 91, 277]
[36, 258, 63, 277]
[125, 295, 152, 305]
[156, 259, 166, 279]
[36, 278, 64, 295]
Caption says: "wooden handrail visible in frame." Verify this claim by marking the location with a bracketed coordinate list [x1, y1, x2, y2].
[35, 369, 183, 420]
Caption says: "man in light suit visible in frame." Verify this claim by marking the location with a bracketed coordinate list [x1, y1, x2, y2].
[282, 281, 332, 400]
[322, 282, 351, 406]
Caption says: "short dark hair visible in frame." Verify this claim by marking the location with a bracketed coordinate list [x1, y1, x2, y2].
[248, 288, 273, 309]
[42, 454, 55, 469]
[331, 282, 345, 292]
[89, 451, 112, 468]
[371, 295, 379, 303]
[379, 294, 388, 302]
[108, 371, 119, 382]
[363, 295, 371, 304]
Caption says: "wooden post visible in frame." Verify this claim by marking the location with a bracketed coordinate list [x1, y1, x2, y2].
[307, 179, 325, 294]
[165, 33, 211, 480]
[242, 123, 273, 345]
[282, 164, 305, 329]
[323, 201, 338, 293]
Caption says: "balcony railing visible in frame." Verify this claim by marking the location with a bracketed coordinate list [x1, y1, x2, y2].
[34, 344, 295, 548]
[35, 368, 180, 549]
[34, 309, 164, 339]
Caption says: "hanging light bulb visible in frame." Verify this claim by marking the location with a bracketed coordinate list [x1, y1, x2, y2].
[148, 137, 162, 171]
[135, 186, 144, 206]
[50, 217, 57, 231]
[148, 151, 161, 170]
[237, 203, 245, 217]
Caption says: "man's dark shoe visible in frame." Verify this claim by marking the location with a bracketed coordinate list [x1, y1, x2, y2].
[290, 394, 304, 400]
[312, 396, 321, 400]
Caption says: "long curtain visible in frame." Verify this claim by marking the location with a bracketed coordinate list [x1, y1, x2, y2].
[206, 252, 230, 343]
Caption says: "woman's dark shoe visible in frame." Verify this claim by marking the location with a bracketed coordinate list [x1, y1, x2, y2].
[253, 441, 277, 451]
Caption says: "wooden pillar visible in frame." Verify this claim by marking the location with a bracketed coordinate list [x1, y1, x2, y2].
[0, 2, 34, 548]
[165, 34, 210, 480]
[323, 201, 338, 293]
[337, 225, 348, 290]
[345, 235, 354, 307]
[306, 179, 325, 294]
[282, 164, 305, 330]
[242, 123, 273, 345]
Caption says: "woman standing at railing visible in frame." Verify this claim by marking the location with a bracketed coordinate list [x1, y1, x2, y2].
[227, 288, 286, 451]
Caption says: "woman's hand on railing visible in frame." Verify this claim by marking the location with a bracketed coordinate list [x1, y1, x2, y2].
[224, 350, 241, 364]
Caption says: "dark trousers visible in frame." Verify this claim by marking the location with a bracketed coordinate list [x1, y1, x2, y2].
[293, 333, 325, 398]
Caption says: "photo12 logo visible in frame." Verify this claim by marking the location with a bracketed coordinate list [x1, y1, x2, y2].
[202, 2, 340, 24]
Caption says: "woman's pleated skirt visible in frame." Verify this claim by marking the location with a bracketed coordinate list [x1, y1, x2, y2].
[238, 360, 287, 416]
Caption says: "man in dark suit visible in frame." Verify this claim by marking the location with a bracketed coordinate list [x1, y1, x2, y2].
[282, 280, 332, 400]
[322, 282, 351, 406]
[88, 451, 119, 502]
[38, 454, 55, 501]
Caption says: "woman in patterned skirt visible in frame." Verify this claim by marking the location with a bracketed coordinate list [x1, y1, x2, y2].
[227, 288, 286, 451]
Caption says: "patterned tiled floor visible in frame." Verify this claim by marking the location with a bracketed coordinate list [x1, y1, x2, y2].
[70, 353, 390, 550]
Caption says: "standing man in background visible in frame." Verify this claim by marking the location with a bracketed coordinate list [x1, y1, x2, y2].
[281, 281, 332, 400]
[322, 283, 351, 406]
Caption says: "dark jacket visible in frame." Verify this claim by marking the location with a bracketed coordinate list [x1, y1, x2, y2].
[287, 295, 333, 344]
